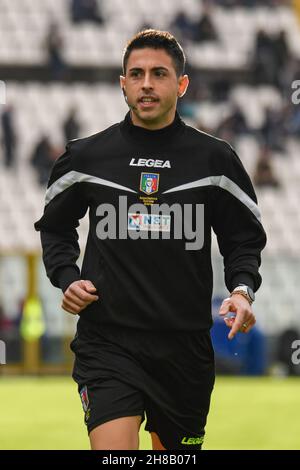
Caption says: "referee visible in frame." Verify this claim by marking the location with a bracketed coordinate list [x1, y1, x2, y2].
[34, 30, 267, 450]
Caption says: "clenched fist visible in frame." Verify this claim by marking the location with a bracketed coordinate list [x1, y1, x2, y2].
[61, 280, 99, 315]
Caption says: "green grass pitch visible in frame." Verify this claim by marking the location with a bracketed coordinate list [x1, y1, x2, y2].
[0, 376, 299, 450]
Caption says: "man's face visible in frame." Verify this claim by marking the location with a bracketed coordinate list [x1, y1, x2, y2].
[120, 48, 188, 129]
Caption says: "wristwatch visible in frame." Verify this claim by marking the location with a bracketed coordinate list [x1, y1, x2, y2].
[230, 284, 255, 305]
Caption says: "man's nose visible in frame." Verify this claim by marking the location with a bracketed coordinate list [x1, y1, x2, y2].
[142, 72, 153, 90]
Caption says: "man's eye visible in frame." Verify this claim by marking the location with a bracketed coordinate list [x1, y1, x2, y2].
[155, 71, 166, 77]
[131, 71, 141, 77]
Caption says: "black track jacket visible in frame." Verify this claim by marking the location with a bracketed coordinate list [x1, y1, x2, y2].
[34, 111, 267, 331]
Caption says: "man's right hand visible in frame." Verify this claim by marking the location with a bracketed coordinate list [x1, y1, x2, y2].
[61, 280, 99, 315]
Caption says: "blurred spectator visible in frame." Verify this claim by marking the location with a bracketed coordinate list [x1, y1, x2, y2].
[63, 108, 80, 143]
[170, 11, 195, 44]
[211, 79, 231, 102]
[215, 106, 248, 144]
[170, 3, 218, 44]
[285, 103, 300, 138]
[0, 302, 13, 333]
[1, 105, 17, 168]
[273, 30, 292, 89]
[71, 0, 104, 25]
[273, 30, 290, 71]
[45, 22, 68, 80]
[261, 107, 286, 152]
[30, 136, 59, 186]
[252, 29, 277, 86]
[192, 3, 219, 43]
[252, 29, 292, 89]
[253, 145, 281, 188]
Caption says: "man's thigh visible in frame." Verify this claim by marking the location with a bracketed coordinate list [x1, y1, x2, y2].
[89, 415, 143, 450]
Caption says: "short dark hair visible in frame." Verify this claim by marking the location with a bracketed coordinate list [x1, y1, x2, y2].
[122, 29, 186, 77]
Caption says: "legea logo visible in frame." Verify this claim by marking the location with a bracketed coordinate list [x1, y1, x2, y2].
[130, 158, 171, 168]
[181, 436, 204, 445]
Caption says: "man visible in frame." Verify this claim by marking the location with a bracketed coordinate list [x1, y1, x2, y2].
[34, 30, 266, 450]
[1, 104, 17, 168]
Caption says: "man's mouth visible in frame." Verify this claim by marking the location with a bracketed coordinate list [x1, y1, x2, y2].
[139, 97, 158, 102]
[138, 97, 159, 108]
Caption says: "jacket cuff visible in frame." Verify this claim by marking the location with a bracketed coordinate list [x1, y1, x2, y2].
[55, 266, 81, 292]
[230, 272, 255, 292]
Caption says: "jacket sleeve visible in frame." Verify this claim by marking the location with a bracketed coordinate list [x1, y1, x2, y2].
[34, 147, 88, 292]
[211, 143, 267, 293]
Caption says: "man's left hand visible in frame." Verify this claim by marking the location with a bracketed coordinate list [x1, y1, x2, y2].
[219, 294, 256, 340]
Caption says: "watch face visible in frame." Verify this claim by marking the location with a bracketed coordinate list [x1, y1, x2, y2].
[248, 287, 255, 302]
[238, 284, 255, 302]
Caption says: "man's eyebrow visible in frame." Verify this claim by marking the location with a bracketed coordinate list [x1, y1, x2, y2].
[128, 66, 169, 72]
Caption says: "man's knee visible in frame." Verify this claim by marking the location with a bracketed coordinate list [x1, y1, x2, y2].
[89, 415, 142, 450]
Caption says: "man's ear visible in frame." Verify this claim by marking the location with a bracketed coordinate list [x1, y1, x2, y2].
[178, 75, 189, 98]
[120, 75, 125, 90]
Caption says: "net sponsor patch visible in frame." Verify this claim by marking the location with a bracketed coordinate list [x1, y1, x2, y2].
[128, 213, 171, 232]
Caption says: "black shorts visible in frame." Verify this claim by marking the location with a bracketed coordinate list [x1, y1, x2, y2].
[70, 321, 215, 450]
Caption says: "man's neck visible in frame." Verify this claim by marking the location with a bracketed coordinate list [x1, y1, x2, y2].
[130, 110, 176, 130]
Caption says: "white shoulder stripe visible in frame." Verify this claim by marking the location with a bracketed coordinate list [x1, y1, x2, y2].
[45, 170, 137, 206]
[162, 175, 261, 222]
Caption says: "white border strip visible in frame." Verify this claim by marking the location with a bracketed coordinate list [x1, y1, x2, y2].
[45, 170, 137, 205]
[162, 175, 261, 221]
